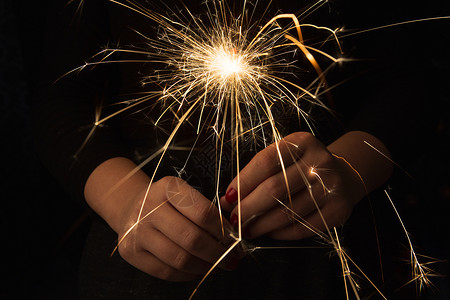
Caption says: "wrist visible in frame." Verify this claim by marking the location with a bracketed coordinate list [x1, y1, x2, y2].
[327, 131, 393, 198]
[84, 157, 150, 233]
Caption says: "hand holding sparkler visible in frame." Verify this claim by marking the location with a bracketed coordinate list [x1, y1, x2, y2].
[220, 131, 393, 240]
[84, 157, 239, 281]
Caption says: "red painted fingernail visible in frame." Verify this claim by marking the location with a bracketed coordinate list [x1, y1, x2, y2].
[225, 188, 238, 204]
[230, 213, 238, 227]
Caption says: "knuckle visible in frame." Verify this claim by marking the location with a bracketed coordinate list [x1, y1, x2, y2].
[173, 251, 192, 271]
[290, 131, 313, 144]
[255, 147, 277, 170]
[181, 229, 202, 252]
[300, 131, 315, 142]
[192, 201, 212, 227]
[289, 131, 307, 141]
[296, 132, 321, 151]
[263, 176, 286, 198]
[194, 202, 210, 220]
[162, 176, 195, 207]
[280, 132, 313, 160]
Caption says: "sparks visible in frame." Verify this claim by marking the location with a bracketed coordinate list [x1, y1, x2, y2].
[208, 47, 246, 79]
[64, 0, 445, 298]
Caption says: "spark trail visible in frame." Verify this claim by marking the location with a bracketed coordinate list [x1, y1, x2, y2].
[66, 0, 446, 298]
[83, 0, 342, 247]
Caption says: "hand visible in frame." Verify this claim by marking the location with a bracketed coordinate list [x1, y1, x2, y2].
[118, 176, 240, 281]
[220, 131, 391, 240]
[85, 158, 239, 282]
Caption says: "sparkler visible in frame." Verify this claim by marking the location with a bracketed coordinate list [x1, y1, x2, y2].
[64, 0, 448, 298]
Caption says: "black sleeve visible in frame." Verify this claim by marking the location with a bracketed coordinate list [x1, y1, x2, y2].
[32, 0, 128, 203]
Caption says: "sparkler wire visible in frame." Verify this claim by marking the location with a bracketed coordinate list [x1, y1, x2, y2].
[65, 0, 446, 297]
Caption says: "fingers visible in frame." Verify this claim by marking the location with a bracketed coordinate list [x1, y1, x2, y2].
[148, 203, 228, 264]
[220, 132, 310, 211]
[267, 194, 354, 240]
[227, 157, 313, 229]
[119, 227, 206, 281]
[219, 131, 350, 240]
[162, 176, 234, 243]
[225, 134, 331, 230]
[118, 176, 239, 280]
[242, 180, 330, 238]
[121, 245, 200, 281]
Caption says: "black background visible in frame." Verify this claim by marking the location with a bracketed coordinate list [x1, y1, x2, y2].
[2, 0, 449, 299]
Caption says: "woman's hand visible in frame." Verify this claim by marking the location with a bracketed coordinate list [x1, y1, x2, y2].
[85, 158, 239, 281]
[219, 131, 392, 240]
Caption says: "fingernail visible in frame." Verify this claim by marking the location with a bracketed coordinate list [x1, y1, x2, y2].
[225, 188, 238, 204]
[230, 213, 238, 228]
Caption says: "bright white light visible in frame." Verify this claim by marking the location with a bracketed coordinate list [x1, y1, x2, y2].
[208, 48, 246, 79]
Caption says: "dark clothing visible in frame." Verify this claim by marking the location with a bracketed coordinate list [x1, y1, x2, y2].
[33, 0, 443, 299]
